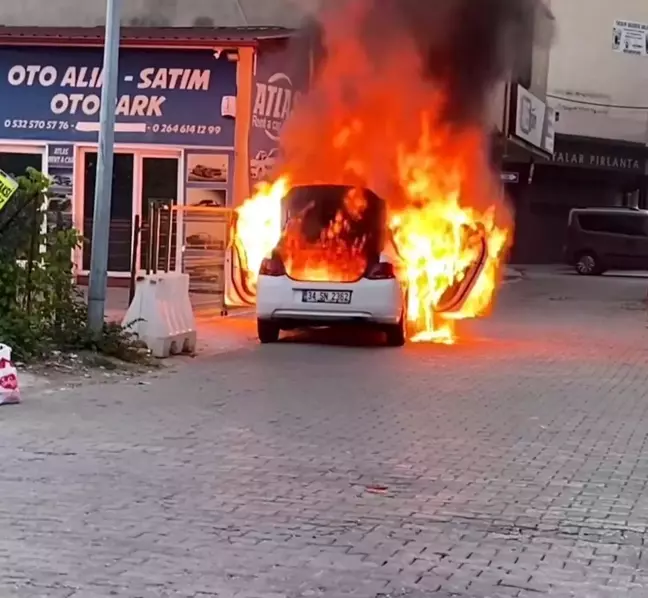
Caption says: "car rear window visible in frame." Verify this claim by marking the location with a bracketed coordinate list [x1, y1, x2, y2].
[577, 213, 648, 236]
[282, 185, 385, 256]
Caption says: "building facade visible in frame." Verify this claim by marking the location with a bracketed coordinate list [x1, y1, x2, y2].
[0, 0, 557, 286]
[508, 0, 648, 264]
[0, 26, 307, 302]
[548, 0, 648, 143]
[0, 0, 316, 28]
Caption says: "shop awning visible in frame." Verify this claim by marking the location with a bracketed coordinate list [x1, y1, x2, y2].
[0, 26, 294, 49]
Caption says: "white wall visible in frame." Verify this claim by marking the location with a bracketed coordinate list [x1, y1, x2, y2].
[548, 0, 648, 143]
[0, 0, 318, 28]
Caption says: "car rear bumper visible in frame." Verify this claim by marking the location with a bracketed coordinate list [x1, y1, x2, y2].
[256, 276, 404, 325]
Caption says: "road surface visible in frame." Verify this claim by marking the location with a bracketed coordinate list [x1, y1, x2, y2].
[2, 268, 648, 597]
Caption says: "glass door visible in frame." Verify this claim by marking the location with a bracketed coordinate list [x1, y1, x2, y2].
[78, 149, 180, 276]
[139, 156, 179, 272]
[81, 151, 135, 273]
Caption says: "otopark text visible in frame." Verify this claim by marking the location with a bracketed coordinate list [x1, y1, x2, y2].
[4, 65, 223, 135]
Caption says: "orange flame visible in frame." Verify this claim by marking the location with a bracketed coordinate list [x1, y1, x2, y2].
[387, 115, 509, 343]
[233, 177, 288, 294]
[233, 1, 512, 343]
[279, 185, 372, 283]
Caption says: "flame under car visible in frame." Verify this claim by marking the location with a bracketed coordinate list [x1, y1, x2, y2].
[254, 184, 487, 346]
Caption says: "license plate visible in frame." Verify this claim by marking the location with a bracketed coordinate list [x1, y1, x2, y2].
[302, 290, 352, 304]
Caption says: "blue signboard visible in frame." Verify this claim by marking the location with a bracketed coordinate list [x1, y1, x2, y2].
[248, 48, 308, 185]
[0, 47, 236, 147]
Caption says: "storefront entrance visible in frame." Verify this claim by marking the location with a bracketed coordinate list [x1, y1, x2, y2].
[78, 147, 180, 276]
[507, 135, 648, 264]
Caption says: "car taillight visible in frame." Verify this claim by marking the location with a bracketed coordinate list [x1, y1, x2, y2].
[259, 256, 286, 277]
[366, 262, 395, 280]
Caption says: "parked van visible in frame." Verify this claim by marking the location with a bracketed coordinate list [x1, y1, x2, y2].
[564, 207, 648, 275]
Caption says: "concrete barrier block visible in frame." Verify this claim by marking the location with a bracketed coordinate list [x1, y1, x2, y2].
[123, 273, 197, 358]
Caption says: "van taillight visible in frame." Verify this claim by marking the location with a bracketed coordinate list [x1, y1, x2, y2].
[259, 256, 286, 277]
[366, 262, 395, 280]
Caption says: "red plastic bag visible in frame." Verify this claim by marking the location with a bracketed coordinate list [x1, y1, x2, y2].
[0, 345, 20, 405]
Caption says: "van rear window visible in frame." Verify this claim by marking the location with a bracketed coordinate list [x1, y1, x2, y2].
[577, 213, 648, 236]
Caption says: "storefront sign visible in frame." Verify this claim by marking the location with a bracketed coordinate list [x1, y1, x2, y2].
[181, 207, 232, 310]
[47, 143, 73, 167]
[184, 148, 232, 206]
[249, 49, 306, 184]
[46, 144, 74, 227]
[613, 19, 648, 56]
[0, 169, 18, 211]
[0, 48, 236, 147]
[543, 107, 555, 154]
[513, 85, 554, 155]
[515, 85, 545, 148]
[552, 149, 644, 172]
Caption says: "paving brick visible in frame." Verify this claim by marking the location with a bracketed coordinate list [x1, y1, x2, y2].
[2, 270, 648, 596]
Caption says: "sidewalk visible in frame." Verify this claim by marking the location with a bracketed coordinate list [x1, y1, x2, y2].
[80, 286, 252, 322]
[95, 267, 526, 323]
[82, 267, 524, 358]
[81, 285, 257, 357]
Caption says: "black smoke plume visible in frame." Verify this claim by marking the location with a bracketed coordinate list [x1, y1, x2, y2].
[292, 0, 552, 125]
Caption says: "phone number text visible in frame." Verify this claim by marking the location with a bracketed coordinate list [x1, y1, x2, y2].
[1, 120, 223, 136]
[148, 124, 222, 135]
[3, 119, 70, 130]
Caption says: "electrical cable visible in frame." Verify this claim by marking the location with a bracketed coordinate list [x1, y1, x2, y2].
[547, 94, 648, 111]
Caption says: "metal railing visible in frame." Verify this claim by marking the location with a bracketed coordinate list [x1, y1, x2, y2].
[132, 200, 235, 315]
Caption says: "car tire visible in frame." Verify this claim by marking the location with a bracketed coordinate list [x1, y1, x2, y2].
[257, 319, 280, 343]
[385, 314, 407, 347]
[575, 251, 602, 276]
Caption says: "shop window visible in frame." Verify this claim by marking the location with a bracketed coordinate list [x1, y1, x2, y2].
[0, 153, 45, 222]
[0, 152, 42, 178]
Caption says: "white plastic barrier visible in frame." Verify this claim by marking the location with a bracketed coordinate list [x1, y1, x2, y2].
[123, 272, 197, 358]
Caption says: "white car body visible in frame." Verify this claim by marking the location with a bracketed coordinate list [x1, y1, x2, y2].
[256, 253, 405, 328]
[253, 183, 410, 345]
[252, 182, 489, 345]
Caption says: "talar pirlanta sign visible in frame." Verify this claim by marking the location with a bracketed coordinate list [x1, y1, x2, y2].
[0, 48, 237, 146]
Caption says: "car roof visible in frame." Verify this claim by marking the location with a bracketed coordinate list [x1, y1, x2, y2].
[290, 183, 360, 189]
[570, 207, 647, 215]
[288, 183, 380, 195]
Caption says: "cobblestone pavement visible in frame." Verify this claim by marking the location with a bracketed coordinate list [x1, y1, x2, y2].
[2, 269, 648, 598]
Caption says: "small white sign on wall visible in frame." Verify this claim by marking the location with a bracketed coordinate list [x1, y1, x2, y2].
[613, 19, 648, 56]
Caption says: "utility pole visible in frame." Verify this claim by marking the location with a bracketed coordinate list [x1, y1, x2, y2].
[87, 0, 122, 332]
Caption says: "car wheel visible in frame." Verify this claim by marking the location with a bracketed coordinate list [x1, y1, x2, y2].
[385, 314, 406, 347]
[575, 251, 601, 276]
[257, 319, 280, 343]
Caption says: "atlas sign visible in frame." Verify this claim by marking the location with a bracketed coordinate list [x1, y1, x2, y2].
[251, 72, 300, 142]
